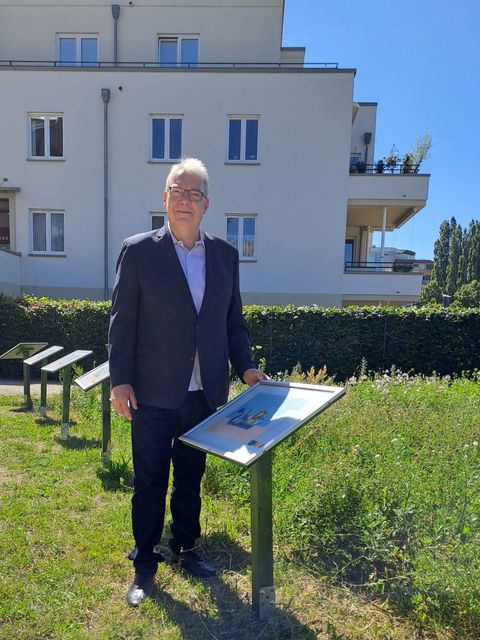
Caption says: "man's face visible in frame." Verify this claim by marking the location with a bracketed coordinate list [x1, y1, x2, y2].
[163, 170, 209, 234]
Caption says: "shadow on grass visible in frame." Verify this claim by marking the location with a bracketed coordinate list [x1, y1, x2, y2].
[151, 533, 316, 640]
[34, 416, 60, 426]
[96, 455, 133, 492]
[54, 434, 101, 450]
[12, 403, 34, 413]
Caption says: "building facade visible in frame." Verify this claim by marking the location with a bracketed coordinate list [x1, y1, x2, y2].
[0, 0, 430, 305]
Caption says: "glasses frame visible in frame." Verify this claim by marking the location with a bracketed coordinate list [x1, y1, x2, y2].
[167, 186, 205, 202]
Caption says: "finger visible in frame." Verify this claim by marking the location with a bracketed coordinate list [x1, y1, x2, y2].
[129, 392, 138, 411]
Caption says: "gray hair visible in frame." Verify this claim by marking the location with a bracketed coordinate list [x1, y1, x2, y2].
[166, 157, 209, 196]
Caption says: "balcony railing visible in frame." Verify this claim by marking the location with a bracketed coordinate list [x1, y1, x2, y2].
[349, 159, 421, 175]
[0, 60, 338, 69]
[345, 261, 428, 273]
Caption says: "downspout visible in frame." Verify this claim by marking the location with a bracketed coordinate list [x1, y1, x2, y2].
[101, 89, 111, 300]
[111, 5, 120, 65]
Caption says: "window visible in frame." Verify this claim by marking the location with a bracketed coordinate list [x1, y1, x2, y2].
[58, 35, 98, 66]
[227, 117, 259, 162]
[30, 210, 65, 254]
[158, 37, 199, 67]
[151, 116, 182, 161]
[344, 239, 354, 267]
[151, 213, 165, 230]
[29, 114, 63, 159]
[226, 216, 256, 259]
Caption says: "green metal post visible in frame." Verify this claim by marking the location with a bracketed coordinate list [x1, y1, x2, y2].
[250, 450, 275, 619]
[40, 369, 48, 417]
[101, 379, 112, 463]
[61, 365, 72, 436]
[23, 363, 32, 408]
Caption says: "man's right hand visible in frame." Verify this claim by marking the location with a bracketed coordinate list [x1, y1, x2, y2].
[110, 384, 138, 420]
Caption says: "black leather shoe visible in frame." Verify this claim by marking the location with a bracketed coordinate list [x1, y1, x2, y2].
[178, 550, 216, 578]
[126, 571, 156, 606]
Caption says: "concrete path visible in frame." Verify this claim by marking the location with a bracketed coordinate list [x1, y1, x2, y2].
[0, 378, 63, 396]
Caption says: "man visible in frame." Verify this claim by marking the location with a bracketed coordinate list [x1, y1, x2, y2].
[108, 157, 266, 606]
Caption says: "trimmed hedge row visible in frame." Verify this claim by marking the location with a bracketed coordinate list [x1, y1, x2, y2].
[0, 295, 479, 380]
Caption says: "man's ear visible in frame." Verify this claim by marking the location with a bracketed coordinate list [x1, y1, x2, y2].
[203, 197, 210, 214]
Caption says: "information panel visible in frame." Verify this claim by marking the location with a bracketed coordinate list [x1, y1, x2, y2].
[75, 362, 110, 391]
[41, 350, 92, 373]
[24, 345, 64, 366]
[180, 380, 345, 467]
[0, 342, 48, 360]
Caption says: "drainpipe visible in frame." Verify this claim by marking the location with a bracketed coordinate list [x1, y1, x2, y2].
[111, 5, 120, 65]
[380, 207, 387, 260]
[101, 89, 111, 300]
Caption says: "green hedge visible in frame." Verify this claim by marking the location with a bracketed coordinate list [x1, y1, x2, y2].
[1, 295, 479, 380]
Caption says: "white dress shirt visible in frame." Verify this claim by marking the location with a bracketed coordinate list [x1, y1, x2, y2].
[168, 222, 205, 391]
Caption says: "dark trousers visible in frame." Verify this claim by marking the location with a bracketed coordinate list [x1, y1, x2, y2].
[130, 391, 213, 572]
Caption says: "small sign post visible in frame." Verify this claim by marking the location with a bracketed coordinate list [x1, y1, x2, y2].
[180, 380, 346, 620]
[40, 350, 92, 434]
[22, 346, 64, 408]
[75, 362, 111, 462]
[0, 343, 49, 406]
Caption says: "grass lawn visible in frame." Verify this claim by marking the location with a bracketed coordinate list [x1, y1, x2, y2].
[0, 371, 478, 640]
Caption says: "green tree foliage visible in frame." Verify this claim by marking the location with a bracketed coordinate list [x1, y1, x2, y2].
[422, 217, 480, 304]
[451, 279, 480, 308]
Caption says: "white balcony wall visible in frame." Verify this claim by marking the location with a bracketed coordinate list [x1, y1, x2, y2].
[349, 174, 430, 202]
[343, 272, 423, 304]
[0, 0, 284, 64]
[0, 67, 354, 303]
[0, 250, 21, 297]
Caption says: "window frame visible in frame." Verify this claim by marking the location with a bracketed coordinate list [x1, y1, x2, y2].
[29, 209, 66, 255]
[157, 35, 199, 67]
[28, 113, 64, 160]
[149, 115, 183, 162]
[150, 212, 166, 230]
[57, 33, 99, 67]
[225, 214, 257, 261]
[226, 116, 260, 164]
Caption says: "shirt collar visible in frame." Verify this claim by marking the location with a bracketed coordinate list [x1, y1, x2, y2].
[167, 220, 205, 248]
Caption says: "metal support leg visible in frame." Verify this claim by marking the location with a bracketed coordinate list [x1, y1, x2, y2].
[250, 451, 275, 619]
[23, 363, 32, 408]
[40, 369, 48, 417]
[101, 379, 112, 463]
[61, 365, 72, 436]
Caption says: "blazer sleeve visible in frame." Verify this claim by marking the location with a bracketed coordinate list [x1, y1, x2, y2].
[108, 240, 140, 388]
[226, 251, 256, 379]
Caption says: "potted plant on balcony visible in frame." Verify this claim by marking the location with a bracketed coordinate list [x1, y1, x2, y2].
[402, 152, 414, 173]
[375, 159, 385, 173]
[384, 153, 399, 173]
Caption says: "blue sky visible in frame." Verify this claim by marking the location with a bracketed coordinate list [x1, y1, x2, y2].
[282, 0, 479, 259]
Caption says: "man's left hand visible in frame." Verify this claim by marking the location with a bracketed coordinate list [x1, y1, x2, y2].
[242, 368, 269, 386]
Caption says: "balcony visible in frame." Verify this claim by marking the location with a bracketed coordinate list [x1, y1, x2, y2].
[348, 161, 430, 230]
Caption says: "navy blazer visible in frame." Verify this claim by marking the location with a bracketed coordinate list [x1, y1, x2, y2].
[108, 226, 255, 410]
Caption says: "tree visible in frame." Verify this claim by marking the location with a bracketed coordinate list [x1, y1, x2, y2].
[467, 220, 480, 282]
[445, 219, 462, 296]
[451, 280, 480, 308]
[430, 219, 451, 292]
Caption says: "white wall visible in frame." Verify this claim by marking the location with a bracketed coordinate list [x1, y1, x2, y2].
[0, 249, 21, 296]
[0, 0, 284, 64]
[350, 103, 377, 164]
[0, 66, 355, 301]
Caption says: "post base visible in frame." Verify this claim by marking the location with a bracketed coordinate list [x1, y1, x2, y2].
[258, 586, 276, 620]
[39, 406, 47, 418]
[61, 423, 69, 437]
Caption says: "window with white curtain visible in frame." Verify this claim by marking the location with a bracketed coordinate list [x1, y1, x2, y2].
[226, 215, 256, 259]
[30, 210, 65, 254]
[29, 114, 63, 159]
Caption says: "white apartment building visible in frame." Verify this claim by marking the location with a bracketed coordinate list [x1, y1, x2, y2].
[0, 0, 430, 306]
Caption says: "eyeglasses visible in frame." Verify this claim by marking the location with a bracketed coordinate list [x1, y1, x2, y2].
[167, 186, 205, 202]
